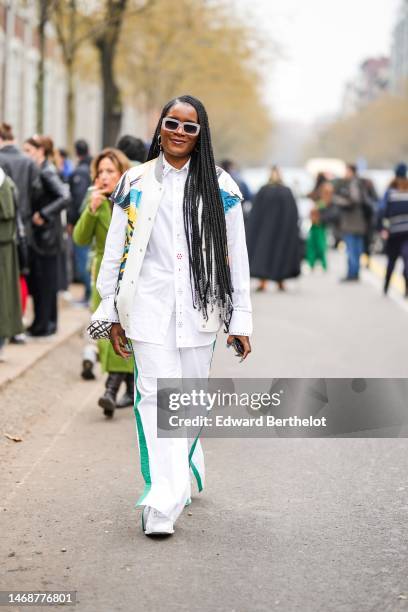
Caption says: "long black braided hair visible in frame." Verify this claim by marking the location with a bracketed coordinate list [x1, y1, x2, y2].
[147, 95, 234, 332]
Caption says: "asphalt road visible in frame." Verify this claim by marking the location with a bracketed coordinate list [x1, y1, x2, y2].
[1, 252, 408, 612]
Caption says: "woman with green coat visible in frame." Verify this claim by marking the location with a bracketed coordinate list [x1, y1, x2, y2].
[73, 148, 133, 417]
[0, 168, 23, 360]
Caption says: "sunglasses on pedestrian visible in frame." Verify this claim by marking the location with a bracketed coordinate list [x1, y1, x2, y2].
[161, 117, 201, 136]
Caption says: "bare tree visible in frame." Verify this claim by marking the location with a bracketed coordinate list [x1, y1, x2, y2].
[94, 0, 128, 147]
[53, 0, 78, 151]
[93, 0, 154, 146]
[36, 0, 55, 133]
[119, 0, 273, 163]
[303, 90, 408, 168]
[51, 0, 154, 150]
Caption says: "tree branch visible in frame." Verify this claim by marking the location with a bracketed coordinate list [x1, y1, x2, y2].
[75, 0, 155, 50]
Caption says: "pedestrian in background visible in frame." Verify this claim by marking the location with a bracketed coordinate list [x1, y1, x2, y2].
[247, 165, 301, 292]
[56, 148, 74, 182]
[67, 139, 93, 304]
[73, 148, 133, 414]
[308, 172, 328, 202]
[361, 176, 378, 265]
[382, 162, 408, 297]
[0, 167, 23, 360]
[333, 164, 371, 282]
[306, 180, 334, 271]
[220, 159, 252, 219]
[0, 122, 41, 344]
[24, 136, 69, 336]
[0, 123, 41, 255]
[116, 135, 146, 166]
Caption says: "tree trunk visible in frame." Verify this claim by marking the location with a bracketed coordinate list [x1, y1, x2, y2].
[36, 0, 49, 133]
[95, 0, 127, 148]
[53, 0, 77, 153]
[66, 58, 75, 153]
[97, 37, 123, 147]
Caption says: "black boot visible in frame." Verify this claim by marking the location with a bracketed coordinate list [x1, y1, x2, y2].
[81, 359, 95, 380]
[98, 373, 124, 418]
[116, 373, 134, 409]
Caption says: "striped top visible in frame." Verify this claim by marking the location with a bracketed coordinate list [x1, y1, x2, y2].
[384, 189, 408, 235]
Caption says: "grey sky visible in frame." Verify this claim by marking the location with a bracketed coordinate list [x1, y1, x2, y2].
[235, 0, 401, 123]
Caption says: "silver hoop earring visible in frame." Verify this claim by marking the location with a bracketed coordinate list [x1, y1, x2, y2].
[157, 134, 162, 150]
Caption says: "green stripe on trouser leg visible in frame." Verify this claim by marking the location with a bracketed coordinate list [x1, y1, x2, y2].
[189, 436, 203, 492]
[133, 359, 152, 505]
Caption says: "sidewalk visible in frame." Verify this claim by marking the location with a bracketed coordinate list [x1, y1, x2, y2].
[0, 288, 90, 389]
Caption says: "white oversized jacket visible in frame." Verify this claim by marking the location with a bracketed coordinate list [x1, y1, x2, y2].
[92, 153, 252, 347]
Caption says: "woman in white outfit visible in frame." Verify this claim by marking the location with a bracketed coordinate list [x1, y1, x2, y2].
[92, 95, 253, 536]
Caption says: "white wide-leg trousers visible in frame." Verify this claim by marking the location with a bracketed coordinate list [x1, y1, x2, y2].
[130, 335, 215, 524]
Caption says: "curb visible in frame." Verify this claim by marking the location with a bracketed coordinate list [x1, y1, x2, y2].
[0, 315, 89, 391]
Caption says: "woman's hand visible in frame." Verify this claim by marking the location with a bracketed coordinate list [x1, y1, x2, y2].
[226, 335, 252, 361]
[110, 323, 131, 359]
[32, 211, 45, 226]
[89, 188, 105, 214]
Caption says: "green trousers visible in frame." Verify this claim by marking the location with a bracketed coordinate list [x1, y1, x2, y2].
[306, 225, 327, 270]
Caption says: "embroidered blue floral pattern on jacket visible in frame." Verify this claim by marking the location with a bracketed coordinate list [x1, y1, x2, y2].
[220, 189, 240, 213]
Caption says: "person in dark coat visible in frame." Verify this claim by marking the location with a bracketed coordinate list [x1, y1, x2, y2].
[332, 164, 372, 282]
[67, 140, 92, 227]
[0, 168, 23, 360]
[0, 123, 41, 243]
[361, 176, 378, 262]
[57, 148, 74, 182]
[0, 122, 41, 344]
[220, 159, 252, 203]
[67, 139, 92, 302]
[116, 134, 147, 166]
[382, 163, 408, 297]
[246, 166, 301, 292]
[220, 159, 253, 227]
[24, 136, 70, 336]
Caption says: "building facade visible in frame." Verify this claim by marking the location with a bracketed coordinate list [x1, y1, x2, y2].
[0, 0, 147, 153]
[391, 0, 408, 93]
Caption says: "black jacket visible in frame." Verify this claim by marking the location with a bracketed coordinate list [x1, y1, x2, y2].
[31, 160, 70, 256]
[68, 157, 92, 225]
[246, 183, 301, 281]
[0, 144, 42, 230]
[332, 177, 376, 236]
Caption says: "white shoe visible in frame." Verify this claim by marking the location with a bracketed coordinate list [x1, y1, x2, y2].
[142, 506, 174, 535]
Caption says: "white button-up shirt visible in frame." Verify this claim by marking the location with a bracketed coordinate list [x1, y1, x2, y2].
[96, 156, 252, 348]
